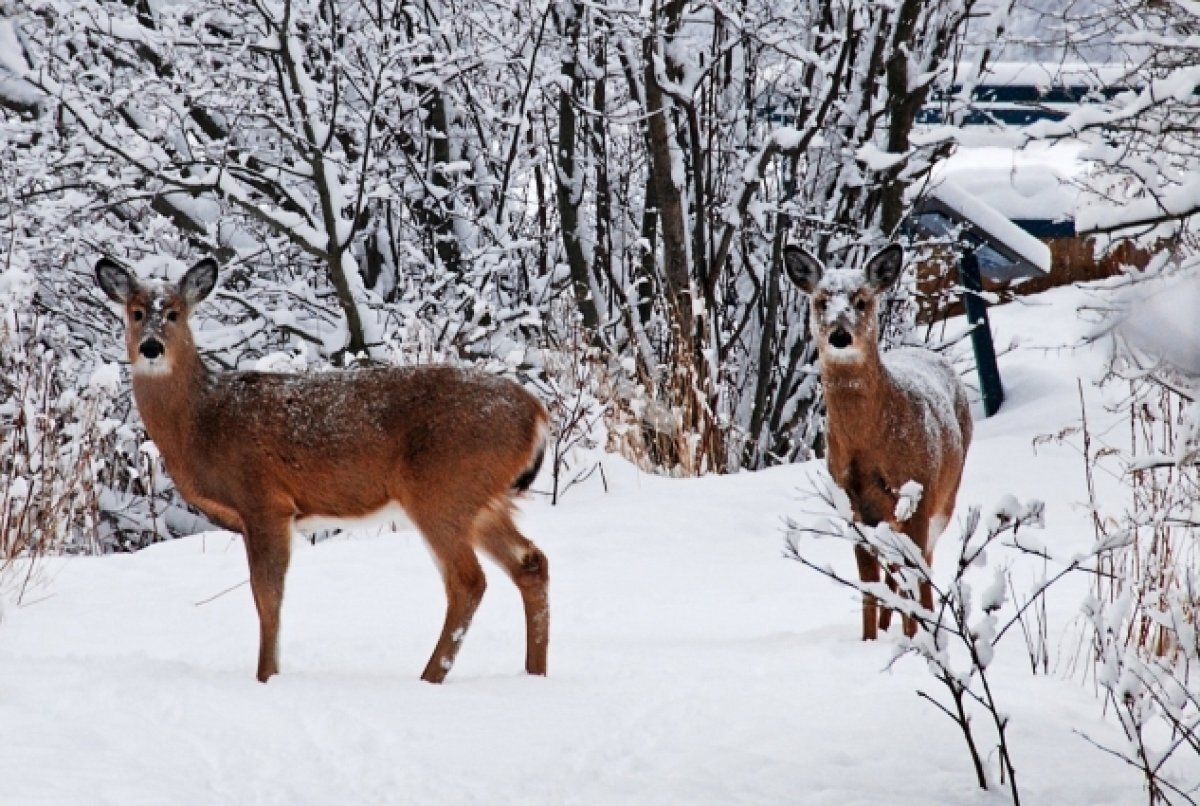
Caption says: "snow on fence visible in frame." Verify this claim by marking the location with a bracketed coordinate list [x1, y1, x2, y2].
[918, 61, 1132, 128]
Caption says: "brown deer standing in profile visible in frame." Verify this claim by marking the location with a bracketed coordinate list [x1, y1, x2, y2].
[784, 243, 972, 639]
[95, 255, 551, 683]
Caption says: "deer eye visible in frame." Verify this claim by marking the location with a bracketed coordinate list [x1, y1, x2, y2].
[855, 297, 867, 312]
[166, 310, 179, 322]
[131, 309, 145, 322]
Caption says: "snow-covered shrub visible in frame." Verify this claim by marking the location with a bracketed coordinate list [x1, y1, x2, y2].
[2, 0, 988, 486]
[1080, 588, 1200, 805]
[790, 453, 1200, 804]
[0, 264, 115, 607]
[534, 306, 608, 502]
[785, 486, 1088, 804]
[1070, 267, 1200, 803]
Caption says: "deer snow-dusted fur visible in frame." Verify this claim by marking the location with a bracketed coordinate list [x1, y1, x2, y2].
[96, 256, 551, 684]
[785, 243, 972, 639]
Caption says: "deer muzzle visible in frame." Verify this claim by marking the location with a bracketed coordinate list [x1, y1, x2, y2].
[139, 338, 165, 360]
[828, 327, 853, 350]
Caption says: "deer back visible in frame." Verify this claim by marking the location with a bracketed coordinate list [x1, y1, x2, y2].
[95, 257, 548, 531]
[180, 366, 548, 523]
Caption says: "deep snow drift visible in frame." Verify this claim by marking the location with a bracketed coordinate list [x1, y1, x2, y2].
[1, 284, 1182, 804]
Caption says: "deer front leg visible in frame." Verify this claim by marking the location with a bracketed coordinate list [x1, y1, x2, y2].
[849, 487, 890, 640]
[854, 544, 881, 641]
[879, 572, 899, 633]
[243, 518, 293, 683]
[900, 519, 933, 638]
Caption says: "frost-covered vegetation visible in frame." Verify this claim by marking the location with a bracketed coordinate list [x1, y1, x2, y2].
[0, 0, 995, 550]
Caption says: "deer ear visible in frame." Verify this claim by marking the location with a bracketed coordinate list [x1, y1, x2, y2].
[178, 257, 218, 307]
[95, 258, 137, 304]
[864, 243, 904, 291]
[783, 245, 824, 294]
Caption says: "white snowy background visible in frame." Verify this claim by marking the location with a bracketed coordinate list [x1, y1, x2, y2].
[1, 282, 1180, 805]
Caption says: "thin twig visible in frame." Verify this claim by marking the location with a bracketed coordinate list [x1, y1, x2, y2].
[194, 579, 249, 607]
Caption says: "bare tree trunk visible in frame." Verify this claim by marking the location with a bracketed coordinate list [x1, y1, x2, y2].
[424, 89, 464, 277]
[592, 35, 614, 327]
[641, 4, 694, 359]
[554, 1, 601, 336]
[278, 0, 368, 356]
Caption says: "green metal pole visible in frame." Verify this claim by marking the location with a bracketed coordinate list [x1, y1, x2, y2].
[958, 251, 1004, 417]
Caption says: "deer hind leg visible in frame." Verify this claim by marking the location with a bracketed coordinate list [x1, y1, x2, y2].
[854, 544, 881, 641]
[243, 517, 293, 683]
[474, 503, 549, 677]
[915, 572, 934, 637]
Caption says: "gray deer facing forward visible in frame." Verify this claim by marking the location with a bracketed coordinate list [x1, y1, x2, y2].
[96, 256, 550, 683]
[785, 243, 972, 639]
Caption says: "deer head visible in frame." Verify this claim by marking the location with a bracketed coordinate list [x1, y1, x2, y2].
[783, 243, 904, 363]
[95, 257, 218, 376]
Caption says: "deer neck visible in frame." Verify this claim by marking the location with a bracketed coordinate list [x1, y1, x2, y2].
[130, 345, 210, 458]
[820, 347, 891, 437]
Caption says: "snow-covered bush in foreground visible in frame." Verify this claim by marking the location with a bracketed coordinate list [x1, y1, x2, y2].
[782, 484, 1175, 805]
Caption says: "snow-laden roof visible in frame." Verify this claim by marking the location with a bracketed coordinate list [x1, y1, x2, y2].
[918, 61, 1122, 227]
[929, 142, 1087, 224]
[911, 176, 1053, 278]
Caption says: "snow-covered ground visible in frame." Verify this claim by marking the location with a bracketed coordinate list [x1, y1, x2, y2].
[0, 284, 1177, 804]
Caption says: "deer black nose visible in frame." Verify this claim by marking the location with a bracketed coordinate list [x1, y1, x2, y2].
[139, 339, 164, 360]
[829, 328, 853, 349]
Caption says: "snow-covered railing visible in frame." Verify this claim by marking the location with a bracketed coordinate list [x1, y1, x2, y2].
[761, 63, 1132, 130]
[918, 62, 1131, 127]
